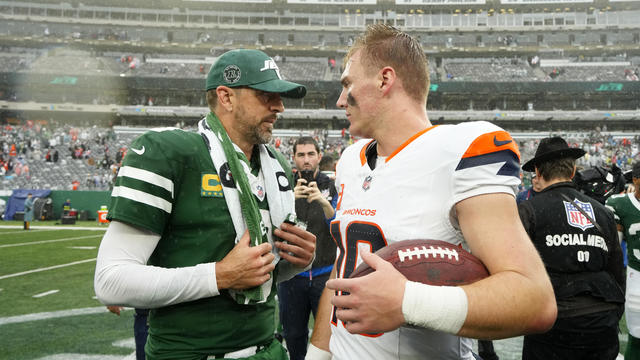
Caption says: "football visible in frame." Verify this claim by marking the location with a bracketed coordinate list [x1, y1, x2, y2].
[350, 239, 489, 286]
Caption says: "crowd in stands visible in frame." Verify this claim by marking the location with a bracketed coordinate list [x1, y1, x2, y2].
[442, 55, 640, 83]
[0, 48, 337, 82]
[0, 121, 134, 191]
[0, 119, 638, 193]
[444, 57, 538, 82]
[625, 69, 640, 81]
[517, 127, 640, 186]
[0, 121, 349, 192]
[1, 47, 638, 99]
[542, 65, 640, 82]
[1, 48, 638, 113]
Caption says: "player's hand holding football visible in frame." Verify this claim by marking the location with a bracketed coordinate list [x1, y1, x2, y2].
[327, 251, 407, 334]
[274, 221, 316, 268]
[216, 230, 276, 290]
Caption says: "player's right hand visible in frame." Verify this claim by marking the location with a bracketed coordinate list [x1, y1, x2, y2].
[215, 230, 276, 290]
[327, 251, 407, 334]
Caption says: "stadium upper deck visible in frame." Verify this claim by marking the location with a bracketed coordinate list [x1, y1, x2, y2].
[0, 0, 638, 64]
[3, 0, 640, 13]
[2, 0, 632, 68]
[0, 0, 638, 131]
[1, 0, 639, 38]
[0, 46, 638, 130]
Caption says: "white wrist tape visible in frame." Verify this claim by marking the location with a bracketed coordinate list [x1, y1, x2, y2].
[618, 231, 625, 243]
[305, 343, 332, 360]
[402, 281, 468, 334]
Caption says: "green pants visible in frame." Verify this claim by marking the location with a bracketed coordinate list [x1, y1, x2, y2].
[219, 338, 287, 360]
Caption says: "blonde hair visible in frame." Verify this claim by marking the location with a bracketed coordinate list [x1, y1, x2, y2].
[345, 24, 430, 103]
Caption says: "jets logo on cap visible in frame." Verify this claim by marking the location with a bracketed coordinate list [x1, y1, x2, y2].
[223, 65, 241, 84]
[260, 59, 282, 79]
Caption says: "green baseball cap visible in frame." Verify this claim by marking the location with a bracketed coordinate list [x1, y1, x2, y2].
[206, 49, 306, 99]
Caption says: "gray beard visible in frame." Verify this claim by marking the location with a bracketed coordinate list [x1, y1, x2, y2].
[234, 108, 272, 145]
[249, 126, 272, 144]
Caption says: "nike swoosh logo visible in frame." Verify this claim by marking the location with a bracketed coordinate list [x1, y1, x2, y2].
[493, 136, 512, 147]
[131, 146, 145, 155]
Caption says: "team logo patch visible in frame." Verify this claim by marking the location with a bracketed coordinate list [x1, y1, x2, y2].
[260, 220, 268, 236]
[321, 188, 330, 200]
[563, 199, 595, 230]
[255, 184, 265, 202]
[362, 175, 373, 191]
[277, 171, 291, 191]
[223, 65, 241, 84]
[201, 173, 223, 197]
[219, 163, 235, 188]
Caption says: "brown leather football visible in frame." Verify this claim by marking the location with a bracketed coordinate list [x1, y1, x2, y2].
[350, 239, 489, 286]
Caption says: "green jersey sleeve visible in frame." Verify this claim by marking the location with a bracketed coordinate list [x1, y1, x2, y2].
[605, 194, 624, 226]
[109, 129, 185, 234]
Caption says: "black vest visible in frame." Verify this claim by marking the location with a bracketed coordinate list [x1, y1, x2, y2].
[518, 182, 624, 311]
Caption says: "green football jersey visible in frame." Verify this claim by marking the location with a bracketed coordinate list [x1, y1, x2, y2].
[109, 127, 292, 359]
[606, 193, 640, 271]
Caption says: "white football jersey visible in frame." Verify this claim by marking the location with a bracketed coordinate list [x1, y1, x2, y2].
[329, 121, 521, 360]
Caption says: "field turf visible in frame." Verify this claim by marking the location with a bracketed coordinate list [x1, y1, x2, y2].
[0, 221, 629, 359]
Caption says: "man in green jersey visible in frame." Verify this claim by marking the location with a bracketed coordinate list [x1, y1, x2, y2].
[606, 161, 640, 360]
[94, 49, 316, 360]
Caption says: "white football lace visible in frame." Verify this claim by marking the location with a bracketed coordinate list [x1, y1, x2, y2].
[398, 246, 460, 262]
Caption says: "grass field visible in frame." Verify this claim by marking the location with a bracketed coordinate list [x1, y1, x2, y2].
[0, 221, 137, 360]
[0, 220, 629, 360]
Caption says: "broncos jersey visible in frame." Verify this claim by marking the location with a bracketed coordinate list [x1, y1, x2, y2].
[329, 121, 521, 360]
[607, 193, 640, 272]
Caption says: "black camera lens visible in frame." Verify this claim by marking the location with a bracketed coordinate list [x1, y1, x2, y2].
[300, 170, 314, 183]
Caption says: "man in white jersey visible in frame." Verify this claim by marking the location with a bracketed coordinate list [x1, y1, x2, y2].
[305, 24, 557, 360]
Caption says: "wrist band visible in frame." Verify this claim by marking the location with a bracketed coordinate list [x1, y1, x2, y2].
[618, 231, 624, 243]
[305, 343, 332, 360]
[402, 281, 468, 334]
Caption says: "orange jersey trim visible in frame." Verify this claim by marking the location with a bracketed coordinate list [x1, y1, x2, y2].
[359, 139, 377, 166]
[461, 130, 521, 160]
[358, 126, 440, 166]
[387, 125, 439, 163]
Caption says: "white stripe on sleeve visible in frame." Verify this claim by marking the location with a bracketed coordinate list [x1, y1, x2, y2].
[118, 166, 174, 197]
[112, 186, 172, 214]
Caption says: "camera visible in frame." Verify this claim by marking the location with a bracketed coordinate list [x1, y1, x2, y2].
[299, 170, 315, 184]
[573, 164, 626, 204]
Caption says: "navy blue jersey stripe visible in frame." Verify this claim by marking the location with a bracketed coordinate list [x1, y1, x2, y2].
[455, 149, 520, 178]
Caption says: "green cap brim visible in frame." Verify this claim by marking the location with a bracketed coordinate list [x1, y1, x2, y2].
[249, 79, 307, 99]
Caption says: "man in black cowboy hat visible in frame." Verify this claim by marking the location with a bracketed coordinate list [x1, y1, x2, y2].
[518, 136, 625, 360]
